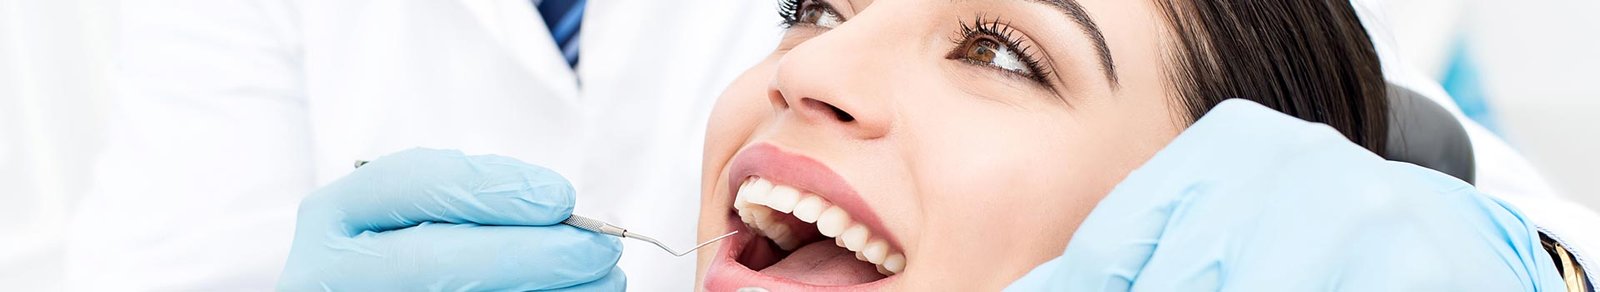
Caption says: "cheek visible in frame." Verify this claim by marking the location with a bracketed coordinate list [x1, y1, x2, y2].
[896, 97, 1174, 288]
[696, 59, 780, 274]
[701, 59, 781, 195]
[899, 105, 1108, 287]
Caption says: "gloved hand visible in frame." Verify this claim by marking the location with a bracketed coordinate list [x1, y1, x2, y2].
[278, 148, 624, 291]
[1008, 100, 1566, 291]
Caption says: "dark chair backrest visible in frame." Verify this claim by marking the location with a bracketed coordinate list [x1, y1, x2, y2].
[1384, 84, 1477, 184]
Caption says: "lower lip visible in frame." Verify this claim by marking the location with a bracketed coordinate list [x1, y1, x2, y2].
[703, 214, 894, 291]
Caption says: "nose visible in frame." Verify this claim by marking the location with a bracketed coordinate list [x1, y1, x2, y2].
[766, 29, 894, 140]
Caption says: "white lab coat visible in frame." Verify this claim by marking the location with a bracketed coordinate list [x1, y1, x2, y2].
[66, 0, 780, 290]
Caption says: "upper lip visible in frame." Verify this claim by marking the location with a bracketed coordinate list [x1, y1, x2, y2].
[725, 142, 901, 253]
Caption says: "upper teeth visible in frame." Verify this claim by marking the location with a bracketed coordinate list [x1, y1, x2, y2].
[733, 177, 906, 276]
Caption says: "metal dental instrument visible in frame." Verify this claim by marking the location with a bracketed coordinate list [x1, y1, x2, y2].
[354, 160, 738, 256]
[562, 215, 739, 257]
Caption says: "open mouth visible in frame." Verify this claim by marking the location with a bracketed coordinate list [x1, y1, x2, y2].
[704, 144, 904, 291]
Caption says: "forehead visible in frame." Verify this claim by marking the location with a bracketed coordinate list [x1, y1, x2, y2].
[1061, 0, 1178, 108]
[1063, 0, 1170, 72]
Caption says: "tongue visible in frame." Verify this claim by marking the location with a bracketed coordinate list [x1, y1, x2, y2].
[758, 240, 885, 286]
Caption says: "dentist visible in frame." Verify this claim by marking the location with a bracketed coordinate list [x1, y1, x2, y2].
[67, 0, 778, 290]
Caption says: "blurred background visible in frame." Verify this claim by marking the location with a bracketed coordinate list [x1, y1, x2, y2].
[2, 0, 1596, 290]
[2, 0, 115, 289]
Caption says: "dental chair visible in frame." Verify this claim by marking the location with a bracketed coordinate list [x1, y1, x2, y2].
[1383, 83, 1476, 184]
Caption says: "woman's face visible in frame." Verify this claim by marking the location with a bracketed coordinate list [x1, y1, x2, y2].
[696, 0, 1181, 290]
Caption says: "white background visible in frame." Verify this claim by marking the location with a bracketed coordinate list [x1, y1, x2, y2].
[2, 0, 1596, 290]
[1, 0, 115, 289]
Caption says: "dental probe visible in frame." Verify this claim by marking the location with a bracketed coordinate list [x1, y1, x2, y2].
[562, 215, 739, 257]
[353, 160, 737, 256]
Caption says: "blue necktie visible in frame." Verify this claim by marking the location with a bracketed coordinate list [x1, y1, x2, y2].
[536, 0, 584, 68]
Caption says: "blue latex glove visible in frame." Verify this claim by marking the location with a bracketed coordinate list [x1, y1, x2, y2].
[278, 148, 624, 291]
[1008, 100, 1565, 291]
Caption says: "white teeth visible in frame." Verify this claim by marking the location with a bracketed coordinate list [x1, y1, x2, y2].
[766, 186, 802, 213]
[862, 240, 888, 265]
[738, 208, 754, 224]
[734, 181, 755, 210]
[815, 207, 850, 237]
[764, 222, 791, 240]
[732, 177, 906, 276]
[792, 196, 827, 223]
[748, 206, 774, 226]
[883, 254, 906, 274]
[742, 179, 774, 205]
[840, 225, 869, 251]
[775, 236, 800, 251]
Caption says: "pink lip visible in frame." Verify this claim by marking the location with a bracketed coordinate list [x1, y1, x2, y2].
[703, 143, 901, 291]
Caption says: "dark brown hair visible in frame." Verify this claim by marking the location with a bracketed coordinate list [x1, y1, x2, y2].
[1156, 0, 1389, 153]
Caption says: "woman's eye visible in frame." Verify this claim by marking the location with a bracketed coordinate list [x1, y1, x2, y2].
[781, 0, 844, 29]
[947, 20, 1053, 87]
[798, 6, 843, 28]
[957, 37, 1031, 74]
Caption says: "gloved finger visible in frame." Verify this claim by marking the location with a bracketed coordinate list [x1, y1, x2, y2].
[542, 266, 626, 291]
[305, 148, 576, 236]
[1019, 167, 1200, 291]
[302, 223, 623, 291]
[1039, 101, 1324, 290]
[1003, 255, 1071, 291]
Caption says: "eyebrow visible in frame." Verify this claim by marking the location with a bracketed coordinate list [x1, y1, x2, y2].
[1023, 0, 1119, 87]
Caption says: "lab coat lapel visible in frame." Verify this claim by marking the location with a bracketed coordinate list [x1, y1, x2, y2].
[457, 0, 580, 102]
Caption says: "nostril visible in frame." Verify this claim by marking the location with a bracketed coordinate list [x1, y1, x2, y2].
[830, 106, 856, 122]
[802, 98, 855, 123]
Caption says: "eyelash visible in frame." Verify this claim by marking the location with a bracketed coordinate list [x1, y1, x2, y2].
[777, 1, 1055, 88]
[952, 16, 1055, 87]
[777, 0, 820, 28]
[778, 0, 800, 25]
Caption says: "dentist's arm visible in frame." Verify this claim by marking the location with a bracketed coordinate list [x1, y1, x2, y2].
[1008, 100, 1566, 291]
[278, 148, 624, 291]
